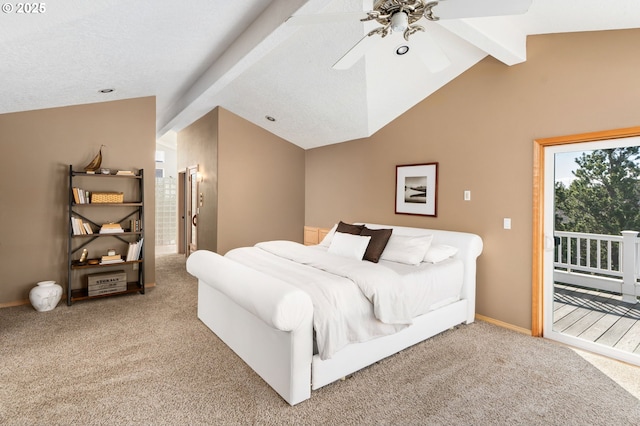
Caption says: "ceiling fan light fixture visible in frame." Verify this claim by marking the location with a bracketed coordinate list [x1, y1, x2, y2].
[390, 11, 409, 32]
[331, 0, 532, 71]
[396, 45, 410, 55]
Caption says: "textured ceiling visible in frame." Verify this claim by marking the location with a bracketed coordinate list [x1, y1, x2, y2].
[1, 0, 639, 149]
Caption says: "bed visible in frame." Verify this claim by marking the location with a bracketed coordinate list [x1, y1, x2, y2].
[186, 223, 483, 405]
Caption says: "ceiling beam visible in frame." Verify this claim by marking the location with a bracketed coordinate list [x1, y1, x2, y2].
[438, 18, 527, 66]
[156, 0, 336, 137]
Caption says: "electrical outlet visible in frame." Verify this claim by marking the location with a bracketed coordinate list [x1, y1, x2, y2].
[503, 218, 512, 230]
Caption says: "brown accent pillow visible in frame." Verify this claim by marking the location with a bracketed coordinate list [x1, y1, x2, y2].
[360, 227, 393, 263]
[336, 221, 365, 235]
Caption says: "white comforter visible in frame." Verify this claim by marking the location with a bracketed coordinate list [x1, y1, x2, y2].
[225, 240, 462, 359]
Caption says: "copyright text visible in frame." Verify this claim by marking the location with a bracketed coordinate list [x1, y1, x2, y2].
[2, 3, 46, 14]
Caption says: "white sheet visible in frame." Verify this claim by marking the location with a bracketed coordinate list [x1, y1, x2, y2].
[226, 244, 405, 360]
[312, 244, 464, 316]
[378, 258, 464, 315]
[225, 241, 464, 360]
[259, 241, 423, 324]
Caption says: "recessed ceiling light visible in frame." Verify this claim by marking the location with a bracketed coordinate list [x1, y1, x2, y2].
[265, 115, 276, 122]
[99, 88, 115, 94]
[395, 45, 410, 56]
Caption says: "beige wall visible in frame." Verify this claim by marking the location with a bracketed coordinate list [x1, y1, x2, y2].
[6, 29, 634, 322]
[305, 29, 640, 330]
[178, 107, 305, 255]
[218, 108, 305, 253]
[0, 97, 156, 306]
[177, 109, 219, 252]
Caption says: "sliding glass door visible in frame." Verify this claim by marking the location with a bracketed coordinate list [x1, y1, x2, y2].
[543, 137, 640, 366]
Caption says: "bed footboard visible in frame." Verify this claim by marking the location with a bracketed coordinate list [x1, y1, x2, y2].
[187, 251, 314, 405]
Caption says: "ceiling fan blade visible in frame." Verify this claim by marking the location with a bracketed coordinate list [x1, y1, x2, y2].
[414, 32, 451, 73]
[332, 34, 377, 70]
[430, 0, 532, 20]
[286, 12, 364, 26]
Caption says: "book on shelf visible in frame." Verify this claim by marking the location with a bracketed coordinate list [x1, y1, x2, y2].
[126, 238, 144, 262]
[101, 223, 121, 229]
[100, 229, 124, 234]
[72, 187, 91, 204]
[116, 170, 135, 175]
[83, 222, 93, 234]
[99, 223, 124, 234]
[129, 219, 142, 232]
[99, 258, 125, 265]
[101, 254, 122, 261]
[71, 217, 88, 235]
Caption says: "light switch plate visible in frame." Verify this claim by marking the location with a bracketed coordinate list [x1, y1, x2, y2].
[503, 218, 512, 229]
[464, 190, 471, 201]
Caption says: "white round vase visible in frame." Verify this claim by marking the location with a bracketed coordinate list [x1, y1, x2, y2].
[29, 281, 63, 312]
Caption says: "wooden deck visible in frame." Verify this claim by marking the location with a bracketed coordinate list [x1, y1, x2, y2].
[553, 283, 640, 354]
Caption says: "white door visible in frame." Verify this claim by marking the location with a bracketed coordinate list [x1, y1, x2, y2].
[543, 138, 640, 365]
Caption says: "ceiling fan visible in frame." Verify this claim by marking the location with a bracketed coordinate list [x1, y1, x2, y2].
[288, 0, 532, 72]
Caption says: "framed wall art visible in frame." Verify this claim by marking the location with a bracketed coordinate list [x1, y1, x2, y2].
[395, 162, 438, 217]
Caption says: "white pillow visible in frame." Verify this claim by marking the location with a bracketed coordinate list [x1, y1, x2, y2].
[380, 234, 433, 265]
[327, 232, 371, 260]
[423, 244, 458, 263]
[318, 224, 338, 247]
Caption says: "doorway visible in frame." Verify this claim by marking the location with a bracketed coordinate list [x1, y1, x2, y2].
[533, 126, 640, 365]
[185, 165, 199, 257]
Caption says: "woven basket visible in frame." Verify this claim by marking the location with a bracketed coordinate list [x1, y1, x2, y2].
[92, 192, 124, 203]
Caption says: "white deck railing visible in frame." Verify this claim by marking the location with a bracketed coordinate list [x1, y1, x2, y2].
[554, 230, 639, 303]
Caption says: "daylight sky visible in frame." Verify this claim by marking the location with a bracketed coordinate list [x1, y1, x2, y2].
[555, 151, 583, 187]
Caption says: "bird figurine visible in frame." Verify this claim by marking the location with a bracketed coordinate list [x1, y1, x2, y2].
[84, 145, 104, 172]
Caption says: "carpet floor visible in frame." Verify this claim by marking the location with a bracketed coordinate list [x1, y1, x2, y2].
[1, 253, 640, 425]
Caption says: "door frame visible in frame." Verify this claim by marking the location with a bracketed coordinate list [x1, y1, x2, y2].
[532, 126, 640, 337]
[186, 165, 199, 257]
[177, 171, 186, 254]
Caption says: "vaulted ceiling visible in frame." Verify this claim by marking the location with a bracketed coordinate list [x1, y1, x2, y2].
[2, 0, 639, 149]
